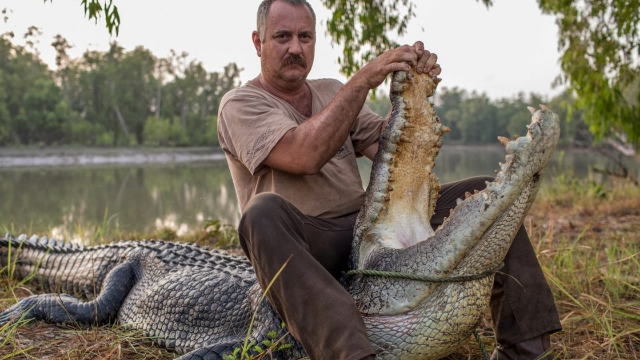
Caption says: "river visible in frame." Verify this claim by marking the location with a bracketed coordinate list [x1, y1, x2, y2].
[0, 146, 636, 238]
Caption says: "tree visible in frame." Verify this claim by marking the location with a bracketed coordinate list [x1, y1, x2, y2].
[41, 0, 640, 146]
[323, 0, 639, 146]
[538, 0, 639, 145]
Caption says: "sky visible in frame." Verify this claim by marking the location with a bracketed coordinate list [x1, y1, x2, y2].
[2, 0, 564, 99]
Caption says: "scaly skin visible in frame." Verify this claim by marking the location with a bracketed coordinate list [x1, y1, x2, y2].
[0, 66, 560, 360]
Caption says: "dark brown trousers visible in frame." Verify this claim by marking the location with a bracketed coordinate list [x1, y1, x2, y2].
[238, 176, 561, 360]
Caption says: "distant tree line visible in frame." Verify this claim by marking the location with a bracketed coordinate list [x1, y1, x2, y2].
[366, 88, 593, 148]
[0, 28, 240, 147]
[1, 27, 593, 148]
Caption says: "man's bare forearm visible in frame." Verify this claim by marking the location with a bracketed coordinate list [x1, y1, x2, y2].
[283, 79, 371, 173]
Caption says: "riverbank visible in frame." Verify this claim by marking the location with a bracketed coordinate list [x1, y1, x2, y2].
[1, 177, 638, 359]
[0, 145, 631, 168]
[0, 147, 226, 167]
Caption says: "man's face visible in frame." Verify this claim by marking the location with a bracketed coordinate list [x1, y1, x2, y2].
[253, 1, 316, 88]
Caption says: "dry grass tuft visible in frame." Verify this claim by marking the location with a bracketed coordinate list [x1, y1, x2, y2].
[1, 174, 639, 359]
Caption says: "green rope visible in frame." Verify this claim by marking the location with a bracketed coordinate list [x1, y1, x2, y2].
[474, 329, 491, 360]
[345, 262, 504, 283]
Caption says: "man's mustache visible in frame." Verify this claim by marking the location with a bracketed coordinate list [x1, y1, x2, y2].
[283, 55, 307, 68]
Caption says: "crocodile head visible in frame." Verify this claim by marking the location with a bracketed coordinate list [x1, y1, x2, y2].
[346, 68, 560, 359]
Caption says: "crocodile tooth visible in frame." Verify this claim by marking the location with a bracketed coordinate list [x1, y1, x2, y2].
[400, 135, 412, 143]
[434, 77, 442, 84]
[388, 186, 394, 192]
[404, 122, 416, 129]
[388, 168, 394, 173]
[382, 154, 394, 163]
[473, 189, 480, 194]
[527, 106, 536, 115]
[497, 136, 510, 147]
[539, 104, 548, 110]
[494, 169, 499, 175]
[389, 130, 403, 144]
[442, 125, 451, 133]
[513, 134, 520, 139]
[456, 198, 464, 206]
[465, 191, 472, 198]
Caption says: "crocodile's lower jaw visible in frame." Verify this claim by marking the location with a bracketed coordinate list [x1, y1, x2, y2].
[347, 68, 560, 359]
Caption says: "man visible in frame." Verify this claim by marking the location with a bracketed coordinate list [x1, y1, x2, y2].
[217, 1, 561, 359]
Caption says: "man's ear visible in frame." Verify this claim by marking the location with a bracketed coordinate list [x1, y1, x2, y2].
[252, 31, 262, 57]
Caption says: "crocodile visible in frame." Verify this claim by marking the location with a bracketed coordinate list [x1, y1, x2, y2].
[0, 67, 560, 360]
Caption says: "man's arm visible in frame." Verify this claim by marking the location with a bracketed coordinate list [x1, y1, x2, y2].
[263, 43, 439, 175]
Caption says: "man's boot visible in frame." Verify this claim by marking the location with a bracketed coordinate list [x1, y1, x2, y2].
[490, 332, 552, 360]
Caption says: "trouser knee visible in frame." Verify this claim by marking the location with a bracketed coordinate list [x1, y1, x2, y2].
[239, 193, 289, 233]
[238, 192, 300, 259]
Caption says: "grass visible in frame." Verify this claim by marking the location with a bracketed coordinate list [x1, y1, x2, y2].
[1, 173, 639, 359]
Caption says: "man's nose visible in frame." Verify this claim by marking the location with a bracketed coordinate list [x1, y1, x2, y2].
[288, 38, 303, 55]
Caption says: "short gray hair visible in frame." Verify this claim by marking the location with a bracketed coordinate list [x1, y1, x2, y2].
[257, 0, 316, 42]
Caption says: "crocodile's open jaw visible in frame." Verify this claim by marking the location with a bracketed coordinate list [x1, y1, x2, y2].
[347, 67, 560, 359]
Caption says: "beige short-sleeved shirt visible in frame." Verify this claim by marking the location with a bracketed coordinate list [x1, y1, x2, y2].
[218, 78, 384, 218]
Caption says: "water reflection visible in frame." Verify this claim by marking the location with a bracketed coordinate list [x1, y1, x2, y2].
[1, 147, 636, 237]
[0, 162, 241, 238]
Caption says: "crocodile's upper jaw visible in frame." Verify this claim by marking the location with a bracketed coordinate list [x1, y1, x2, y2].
[352, 69, 448, 264]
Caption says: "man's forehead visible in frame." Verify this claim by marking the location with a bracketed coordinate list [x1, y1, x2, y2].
[265, 1, 315, 31]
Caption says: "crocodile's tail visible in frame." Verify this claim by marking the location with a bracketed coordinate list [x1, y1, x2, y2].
[0, 235, 132, 300]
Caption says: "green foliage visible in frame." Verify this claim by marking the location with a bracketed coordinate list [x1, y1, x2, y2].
[221, 322, 291, 360]
[44, 0, 121, 36]
[435, 87, 591, 146]
[203, 219, 239, 249]
[0, 21, 240, 147]
[536, 0, 639, 145]
[142, 116, 189, 146]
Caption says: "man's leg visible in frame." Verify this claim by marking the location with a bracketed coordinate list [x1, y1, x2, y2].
[238, 193, 375, 360]
[431, 176, 561, 358]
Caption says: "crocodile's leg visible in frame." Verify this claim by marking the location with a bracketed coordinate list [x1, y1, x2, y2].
[0, 262, 136, 326]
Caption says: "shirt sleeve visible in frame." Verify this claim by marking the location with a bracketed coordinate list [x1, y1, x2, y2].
[350, 103, 385, 153]
[218, 90, 298, 175]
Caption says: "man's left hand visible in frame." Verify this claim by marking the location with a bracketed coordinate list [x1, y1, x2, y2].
[413, 41, 441, 77]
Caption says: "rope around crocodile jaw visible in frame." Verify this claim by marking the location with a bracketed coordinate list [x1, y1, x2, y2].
[345, 262, 504, 282]
[345, 263, 504, 360]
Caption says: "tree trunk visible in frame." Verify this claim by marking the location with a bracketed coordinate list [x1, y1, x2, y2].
[155, 85, 162, 119]
[113, 104, 131, 138]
